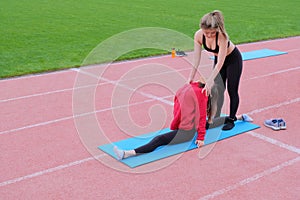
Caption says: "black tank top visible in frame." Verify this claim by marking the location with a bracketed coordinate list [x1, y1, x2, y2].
[203, 32, 230, 53]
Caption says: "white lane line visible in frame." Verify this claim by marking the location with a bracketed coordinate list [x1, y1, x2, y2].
[248, 66, 300, 80]
[0, 115, 74, 135]
[0, 67, 187, 103]
[0, 87, 74, 103]
[237, 36, 300, 47]
[246, 97, 300, 115]
[248, 131, 300, 154]
[71, 67, 175, 106]
[98, 76, 174, 106]
[0, 69, 75, 83]
[199, 156, 300, 200]
[286, 48, 300, 53]
[0, 154, 105, 187]
[0, 96, 172, 135]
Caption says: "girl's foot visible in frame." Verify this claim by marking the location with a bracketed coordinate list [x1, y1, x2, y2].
[113, 146, 124, 160]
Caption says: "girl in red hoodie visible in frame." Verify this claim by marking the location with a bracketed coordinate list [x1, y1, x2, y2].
[114, 82, 209, 160]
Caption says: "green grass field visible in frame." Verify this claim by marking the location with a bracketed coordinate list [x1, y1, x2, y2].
[1, 0, 299, 78]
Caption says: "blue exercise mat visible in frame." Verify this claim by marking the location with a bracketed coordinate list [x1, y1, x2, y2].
[98, 120, 260, 168]
[210, 48, 287, 61]
[241, 48, 287, 60]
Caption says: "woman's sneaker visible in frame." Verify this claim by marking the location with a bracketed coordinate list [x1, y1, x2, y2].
[222, 117, 236, 131]
[241, 114, 253, 122]
[264, 119, 281, 130]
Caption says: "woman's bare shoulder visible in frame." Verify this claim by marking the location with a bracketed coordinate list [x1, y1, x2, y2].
[194, 29, 203, 44]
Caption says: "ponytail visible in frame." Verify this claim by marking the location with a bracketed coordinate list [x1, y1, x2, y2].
[200, 10, 229, 40]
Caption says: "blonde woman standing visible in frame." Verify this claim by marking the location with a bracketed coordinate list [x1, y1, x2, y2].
[189, 10, 243, 131]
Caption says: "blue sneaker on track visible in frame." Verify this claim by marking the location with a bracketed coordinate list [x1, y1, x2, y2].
[264, 118, 286, 131]
[264, 119, 280, 130]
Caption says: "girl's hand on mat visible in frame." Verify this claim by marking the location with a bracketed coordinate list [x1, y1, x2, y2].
[195, 140, 204, 148]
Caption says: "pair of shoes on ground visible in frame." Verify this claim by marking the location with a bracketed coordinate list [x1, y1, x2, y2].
[175, 50, 187, 57]
[264, 118, 286, 131]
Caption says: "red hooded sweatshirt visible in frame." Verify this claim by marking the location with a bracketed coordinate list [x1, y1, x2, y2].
[170, 82, 208, 141]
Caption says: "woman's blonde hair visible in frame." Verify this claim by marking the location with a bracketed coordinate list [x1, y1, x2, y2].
[200, 10, 229, 40]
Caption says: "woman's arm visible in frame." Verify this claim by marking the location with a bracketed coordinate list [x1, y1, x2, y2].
[170, 95, 181, 130]
[188, 30, 204, 83]
[195, 85, 208, 148]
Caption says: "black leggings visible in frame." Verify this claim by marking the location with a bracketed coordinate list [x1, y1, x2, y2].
[134, 129, 196, 154]
[214, 47, 243, 119]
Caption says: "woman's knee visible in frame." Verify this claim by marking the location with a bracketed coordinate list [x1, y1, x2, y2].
[228, 91, 239, 102]
[152, 135, 165, 143]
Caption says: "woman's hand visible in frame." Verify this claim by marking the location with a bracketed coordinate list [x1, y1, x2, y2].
[195, 140, 204, 148]
[202, 78, 214, 96]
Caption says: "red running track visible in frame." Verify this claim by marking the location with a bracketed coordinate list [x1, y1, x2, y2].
[0, 36, 300, 200]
